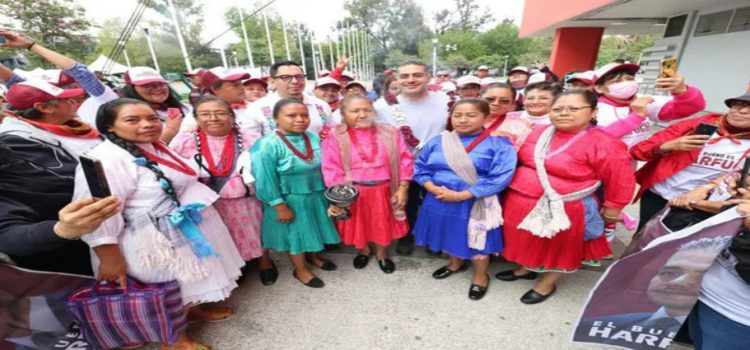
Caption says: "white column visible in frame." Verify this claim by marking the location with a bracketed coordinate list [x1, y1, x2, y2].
[281, 17, 292, 60]
[122, 47, 132, 68]
[219, 47, 228, 68]
[143, 28, 160, 72]
[296, 23, 307, 75]
[165, 0, 192, 71]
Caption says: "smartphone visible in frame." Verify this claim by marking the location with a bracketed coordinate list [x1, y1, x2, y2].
[659, 57, 678, 79]
[0, 36, 5, 44]
[694, 123, 718, 136]
[79, 155, 111, 199]
[740, 157, 750, 189]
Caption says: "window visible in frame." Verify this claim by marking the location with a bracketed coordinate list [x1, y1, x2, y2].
[693, 10, 733, 37]
[729, 7, 750, 33]
[664, 14, 687, 37]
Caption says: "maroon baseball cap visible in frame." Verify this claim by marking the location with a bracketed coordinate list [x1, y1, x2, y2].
[200, 67, 251, 88]
[243, 77, 268, 88]
[184, 68, 205, 77]
[6, 81, 85, 110]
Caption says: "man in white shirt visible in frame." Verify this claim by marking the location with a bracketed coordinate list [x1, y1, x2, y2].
[247, 61, 332, 135]
[374, 60, 450, 255]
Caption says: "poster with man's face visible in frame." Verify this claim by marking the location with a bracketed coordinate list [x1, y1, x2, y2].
[573, 210, 744, 350]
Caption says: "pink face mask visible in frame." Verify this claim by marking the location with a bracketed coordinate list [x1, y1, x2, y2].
[606, 80, 639, 100]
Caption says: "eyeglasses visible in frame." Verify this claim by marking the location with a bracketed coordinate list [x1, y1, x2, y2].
[550, 106, 592, 114]
[140, 82, 168, 90]
[730, 101, 750, 110]
[484, 97, 513, 105]
[436, 74, 450, 78]
[196, 111, 233, 119]
[274, 74, 306, 82]
[398, 73, 426, 79]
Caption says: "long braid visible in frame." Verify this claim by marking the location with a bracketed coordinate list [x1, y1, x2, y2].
[104, 132, 182, 207]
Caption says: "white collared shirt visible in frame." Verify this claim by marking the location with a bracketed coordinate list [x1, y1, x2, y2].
[245, 92, 333, 134]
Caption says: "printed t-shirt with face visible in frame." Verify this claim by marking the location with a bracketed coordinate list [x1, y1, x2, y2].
[244, 92, 332, 134]
[651, 134, 750, 200]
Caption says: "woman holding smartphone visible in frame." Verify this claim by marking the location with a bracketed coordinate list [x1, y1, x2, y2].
[631, 92, 750, 228]
[73, 98, 244, 350]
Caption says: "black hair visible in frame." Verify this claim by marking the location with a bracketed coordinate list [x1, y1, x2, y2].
[551, 89, 600, 125]
[272, 98, 306, 119]
[121, 84, 184, 111]
[612, 58, 626, 64]
[16, 100, 60, 119]
[96, 98, 182, 206]
[381, 75, 398, 97]
[269, 60, 302, 77]
[480, 82, 517, 101]
[525, 81, 562, 97]
[398, 60, 430, 75]
[450, 98, 491, 116]
[192, 96, 236, 120]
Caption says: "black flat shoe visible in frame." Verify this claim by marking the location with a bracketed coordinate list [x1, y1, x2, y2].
[307, 257, 338, 271]
[495, 269, 538, 282]
[259, 262, 278, 286]
[468, 283, 488, 301]
[293, 270, 325, 288]
[378, 258, 395, 274]
[353, 254, 370, 269]
[520, 286, 556, 304]
[396, 235, 415, 255]
[432, 264, 468, 279]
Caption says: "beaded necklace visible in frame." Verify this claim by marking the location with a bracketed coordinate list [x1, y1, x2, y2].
[276, 130, 314, 163]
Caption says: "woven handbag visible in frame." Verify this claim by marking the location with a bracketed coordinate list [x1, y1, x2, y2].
[65, 277, 187, 349]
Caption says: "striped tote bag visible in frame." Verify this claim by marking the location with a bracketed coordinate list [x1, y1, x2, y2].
[65, 277, 187, 349]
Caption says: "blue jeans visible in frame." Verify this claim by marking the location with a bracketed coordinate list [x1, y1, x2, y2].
[688, 300, 750, 350]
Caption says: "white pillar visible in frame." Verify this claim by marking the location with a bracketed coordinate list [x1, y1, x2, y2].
[165, 0, 192, 71]
[219, 47, 228, 68]
[238, 8, 254, 68]
[296, 23, 307, 75]
[281, 17, 292, 60]
[122, 47, 132, 68]
[327, 36, 335, 71]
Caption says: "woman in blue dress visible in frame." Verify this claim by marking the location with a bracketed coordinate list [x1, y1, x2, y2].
[413, 98, 517, 300]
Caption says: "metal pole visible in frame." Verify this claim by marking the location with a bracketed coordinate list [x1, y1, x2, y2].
[122, 47, 132, 68]
[335, 28, 341, 60]
[296, 23, 307, 75]
[431, 39, 438, 76]
[356, 30, 363, 80]
[238, 8, 254, 68]
[309, 35, 319, 78]
[262, 9, 275, 64]
[327, 36, 335, 71]
[233, 55, 240, 68]
[349, 25, 356, 78]
[219, 47, 228, 68]
[143, 28, 160, 72]
[503, 56, 509, 77]
[317, 41, 325, 71]
[165, 0, 192, 71]
[281, 17, 292, 60]
[341, 22, 347, 58]
[361, 32, 368, 81]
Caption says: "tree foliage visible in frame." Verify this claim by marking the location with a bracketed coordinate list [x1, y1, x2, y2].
[0, 0, 94, 68]
[596, 35, 659, 66]
[433, 0, 493, 34]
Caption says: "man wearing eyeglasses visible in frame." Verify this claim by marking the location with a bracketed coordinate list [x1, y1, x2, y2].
[374, 60, 451, 255]
[247, 61, 333, 134]
[433, 69, 452, 84]
[200, 67, 271, 136]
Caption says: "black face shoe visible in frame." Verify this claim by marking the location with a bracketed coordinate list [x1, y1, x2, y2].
[495, 270, 539, 282]
[293, 270, 325, 288]
[353, 254, 371, 269]
[307, 257, 338, 271]
[468, 283, 488, 301]
[432, 264, 468, 279]
[520, 286, 556, 305]
[378, 258, 395, 274]
[259, 262, 278, 286]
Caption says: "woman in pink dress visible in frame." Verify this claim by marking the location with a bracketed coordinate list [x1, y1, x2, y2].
[171, 97, 278, 285]
[500, 90, 636, 305]
[322, 95, 413, 273]
[480, 82, 534, 149]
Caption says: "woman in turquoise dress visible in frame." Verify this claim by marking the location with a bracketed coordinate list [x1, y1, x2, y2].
[251, 99, 341, 288]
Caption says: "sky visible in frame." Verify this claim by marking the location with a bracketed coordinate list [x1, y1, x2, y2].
[76, 0, 525, 47]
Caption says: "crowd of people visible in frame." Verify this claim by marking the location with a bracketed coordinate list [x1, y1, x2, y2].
[1, 27, 749, 350]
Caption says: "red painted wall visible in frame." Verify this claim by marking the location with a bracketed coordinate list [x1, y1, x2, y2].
[549, 27, 604, 77]
[520, 0, 616, 37]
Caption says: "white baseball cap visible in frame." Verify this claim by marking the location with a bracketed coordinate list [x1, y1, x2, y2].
[457, 75, 481, 88]
[440, 81, 457, 92]
[124, 66, 168, 86]
[318, 69, 331, 77]
[508, 66, 530, 75]
[480, 77, 497, 86]
[315, 77, 341, 89]
[594, 63, 640, 84]
[566, 70, 596, 85]
[478, 65, 489, 71]
[341, 70, 355, 80]
[199, 67, 251, 87]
